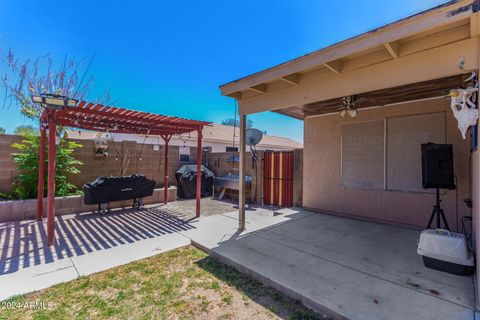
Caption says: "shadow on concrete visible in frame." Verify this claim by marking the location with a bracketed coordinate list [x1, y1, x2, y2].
[0, 207, 195, 276]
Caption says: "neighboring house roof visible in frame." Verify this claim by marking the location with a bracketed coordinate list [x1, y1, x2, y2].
[194, 124, 303, 149]
[66, 123, 303, 150]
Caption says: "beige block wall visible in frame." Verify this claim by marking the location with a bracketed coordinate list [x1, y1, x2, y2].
[69, 139, 180, 188]
[0, 135, 185, 194]
[303, 98, 470, 230]
[0, 134, 303, 207]
[0, 135, 22, 193]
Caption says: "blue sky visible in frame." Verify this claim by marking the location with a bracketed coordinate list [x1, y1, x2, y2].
[0, 0, 446, 142]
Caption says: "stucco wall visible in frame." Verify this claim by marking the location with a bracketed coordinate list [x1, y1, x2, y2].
[303, 98, 470, 230]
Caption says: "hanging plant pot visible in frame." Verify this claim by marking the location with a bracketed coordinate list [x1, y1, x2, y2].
[94, 148, 109, 157]
[94, 139, 109, 158]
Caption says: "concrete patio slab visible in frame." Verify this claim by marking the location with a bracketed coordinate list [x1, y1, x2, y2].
[0, 258, 78, 301]
[71, 231, 190, 276]
[255, 213, 473, 308]
[182, 207, 314, 250]
[178, 214, 239, 249]
[195, 209, 475, 320]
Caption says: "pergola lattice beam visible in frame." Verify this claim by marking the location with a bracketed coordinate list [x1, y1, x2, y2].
[38, 99, 209, 246]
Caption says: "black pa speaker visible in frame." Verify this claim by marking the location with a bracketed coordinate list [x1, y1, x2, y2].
[421, 143, 455, 189]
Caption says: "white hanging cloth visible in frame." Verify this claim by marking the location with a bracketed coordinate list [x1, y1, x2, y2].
[449, 73, 479, 139]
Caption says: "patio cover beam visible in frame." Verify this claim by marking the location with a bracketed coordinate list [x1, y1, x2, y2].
[237, 37, 479, 115]
[161, 135, 171, 205]
[238, 114, 246, 230]
[275, 73, 471, 119]
[474, 35, 480, 311]
[196, 128, 203, 217]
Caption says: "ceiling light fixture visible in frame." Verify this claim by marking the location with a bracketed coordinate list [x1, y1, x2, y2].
[339, 95, 359, 118]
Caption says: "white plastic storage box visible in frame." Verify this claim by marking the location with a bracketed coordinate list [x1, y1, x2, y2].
[417, 229, 473, 276]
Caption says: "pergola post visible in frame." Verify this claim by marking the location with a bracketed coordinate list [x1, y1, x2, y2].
[238, 114, 246, 230]
[162, 135, 171, 204]
[36, 114, 47, 221]
[196, 127, 203, 217]
[46, 110, 57, 246]
[30, 95, 210, 248]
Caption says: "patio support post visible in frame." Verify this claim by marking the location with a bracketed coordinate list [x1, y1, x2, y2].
[239, 114, 246, 230]
[474, 48, 480, 309]
[46, 110, 57, 246]
[162, 135, 171, 204]
[196, 127, 203, 217]
[36, 113, 47, 221]
[475, 112, 480, 310]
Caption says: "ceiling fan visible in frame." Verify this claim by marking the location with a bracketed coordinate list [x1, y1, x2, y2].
[338, 95, 364, 117]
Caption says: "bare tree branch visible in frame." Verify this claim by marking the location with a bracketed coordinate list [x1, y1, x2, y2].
[1, 48, 111, 120]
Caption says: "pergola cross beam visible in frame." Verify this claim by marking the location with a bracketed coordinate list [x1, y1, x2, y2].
[35, 98, 210, 246]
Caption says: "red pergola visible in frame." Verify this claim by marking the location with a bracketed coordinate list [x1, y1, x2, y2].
[36, 99, 210, 246]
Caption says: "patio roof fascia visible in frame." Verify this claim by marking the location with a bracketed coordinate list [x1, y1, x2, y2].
[237, 36, 479, 115]
[219, 0, 477, 105]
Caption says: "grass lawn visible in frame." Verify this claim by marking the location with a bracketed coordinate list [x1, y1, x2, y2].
[0, 246, 327, 320]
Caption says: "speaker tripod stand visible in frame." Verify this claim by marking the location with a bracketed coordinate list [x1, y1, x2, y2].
[426, 188, 450, 230]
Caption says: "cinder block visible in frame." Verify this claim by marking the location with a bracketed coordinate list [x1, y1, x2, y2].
[0, 178, 13, 193]
[0, 159, 14, 167]
[55, 207, 73, 216]
[0, 201, 14, 222]
[12, 199, 36, 216]
[56, 195, 83, 209]
[24, 210, 38, 221]
[78, 203, 98, 213]
[0, 200, 13, 214]
[0, 144, 13, 152]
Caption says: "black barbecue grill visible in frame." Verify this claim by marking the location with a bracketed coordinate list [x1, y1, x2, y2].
[83, 174, 156, 213]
